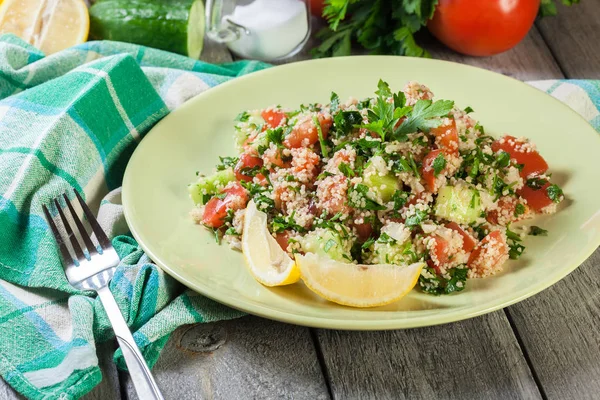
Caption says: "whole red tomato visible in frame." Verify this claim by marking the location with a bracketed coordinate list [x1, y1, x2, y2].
[309, 0, 325, 17]
[428, 0, 540, 56]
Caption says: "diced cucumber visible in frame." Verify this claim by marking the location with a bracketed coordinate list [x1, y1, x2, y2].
[371, 240, 417, 265]
[188, 168, 235, 205]
[363, 156, 400, 203]
[300, 228, 352, 262]
[364, 173, 400, 203]
[434, 185, 482, 224]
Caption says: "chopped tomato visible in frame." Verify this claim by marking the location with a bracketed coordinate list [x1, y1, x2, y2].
[491, 135, 548, 178]
[202, 183, 249, 228]
[517, 182, 554, 212]
[275, 231, 291, 252]
[421, 149, 445, 192]
[445, 222, 476, 253]
[354, 222, 373, 242]
[235, 153, 264, 182]
[428, 235, 450, 274]
[468, 230, 508, 270]
[430, 118, 458, 155]
[221, 182, 248, 201]
[263, 147, 291, 168]
[486, 196, 528, 225]
[283, 113, 332, 149]
[261, 109, 286, 128]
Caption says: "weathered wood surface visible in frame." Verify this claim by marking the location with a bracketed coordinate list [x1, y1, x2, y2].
[122, 317, 329, 400]
[536, 1, 600, 79]
[317, 312, 541, 400]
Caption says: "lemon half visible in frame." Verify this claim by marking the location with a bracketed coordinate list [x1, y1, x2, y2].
[242, 200, 300, 286]
[297, 253, 424, 308]
[0, 0, 89, 54]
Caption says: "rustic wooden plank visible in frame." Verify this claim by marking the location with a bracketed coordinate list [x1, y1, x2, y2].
[317, 312, 542, 400]
[536, 2, 600, 79]
[506, 249, 600, 399]
[122, 316, 329, 400]
[421, 28, 563, 80]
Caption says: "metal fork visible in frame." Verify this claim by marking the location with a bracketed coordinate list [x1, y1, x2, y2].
[43, 190, 164, 400]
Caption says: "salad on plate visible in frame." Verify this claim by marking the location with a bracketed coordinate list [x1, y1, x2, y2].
[188, 80, 564, 307]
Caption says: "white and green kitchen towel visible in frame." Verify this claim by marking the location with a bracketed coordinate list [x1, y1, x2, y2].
[0, 33, 599, 399]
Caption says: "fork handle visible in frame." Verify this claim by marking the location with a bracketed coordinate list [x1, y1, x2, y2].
[97, 286, 165, 400]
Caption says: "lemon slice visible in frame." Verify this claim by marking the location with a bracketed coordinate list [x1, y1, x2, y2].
[242, 200, 300, 286]
[296, 253, 424, 308]
[0, 0, 89, 55]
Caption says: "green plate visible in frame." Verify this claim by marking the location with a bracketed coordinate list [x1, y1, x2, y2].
[122, 56, 600, 330]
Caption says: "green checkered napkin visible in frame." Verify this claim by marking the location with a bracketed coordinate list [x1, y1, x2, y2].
[0, 33, 599, 399]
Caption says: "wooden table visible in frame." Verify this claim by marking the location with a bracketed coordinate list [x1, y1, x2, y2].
[2, 4, 600, 399]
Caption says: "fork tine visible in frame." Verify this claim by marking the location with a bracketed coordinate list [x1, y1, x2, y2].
[53, 198, 86, 262]
[43, 204, 74, 267]
[73, 190, 112, 249]
[63, 193, 98, 257]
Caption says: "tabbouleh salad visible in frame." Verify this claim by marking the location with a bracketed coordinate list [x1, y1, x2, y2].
[188, 80, 564, 296]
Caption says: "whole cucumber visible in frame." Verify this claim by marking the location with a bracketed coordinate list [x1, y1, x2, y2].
[89, 0, 204, 58]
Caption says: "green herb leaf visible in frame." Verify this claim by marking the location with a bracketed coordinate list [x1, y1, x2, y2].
[324, 239, 337, 253]
[514, 203, 526, 217]
[216, 156, 238, 171]
[530, 226, 549, 236]
[234, 111, 250, 122]
[333, 110, 363, 137]
[464, 106, 474, 114]
[495, 151, 511, 168]
[546, 184, 563, 203]
[338, 162, 355, 177]
[330, 92, 340, 113]
[419, 266, 468, 295]
[526, 177, 548, 190]
[395, 99, 454, 135]
[312, 115, 329, 158]
[432, 152, 446, 177]
[405, 209, 428, 227]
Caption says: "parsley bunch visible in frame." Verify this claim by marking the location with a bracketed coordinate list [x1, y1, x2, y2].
[314, 0, 579, 58]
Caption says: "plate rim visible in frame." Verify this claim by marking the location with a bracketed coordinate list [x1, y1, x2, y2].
[122, 55, 600, 330]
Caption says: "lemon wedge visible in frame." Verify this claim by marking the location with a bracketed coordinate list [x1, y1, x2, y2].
[242, 200, 300, 286]
[0, 0, 89, 55]
[296, 253, 424, 308]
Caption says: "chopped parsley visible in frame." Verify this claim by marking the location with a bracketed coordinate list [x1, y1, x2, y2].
[330, 92, 340, 113]
[530, 226, 549, 236]
[272, 212, 306, 233]
[395, 98, 454, 136]
[419, 267, 468, 295]
[323, 239, 337, 253]
[526, 177, 548, 189]
[333, 111, 363, 137]
[514, 203, 526, 217]
[338, 162, 355, 177]
[312, 115, 329, 158]
[432, 152, 446, 176]
[546, 184, 563, 202]
[495, 151, 511, 168]
[348, 183, 386, 211]
[405, 209, 428, 227]
[216, 156, 238, 171]
[464, 106, 474, 114]
[234, 111, 250, 122]
[506, 226, 525, 260]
